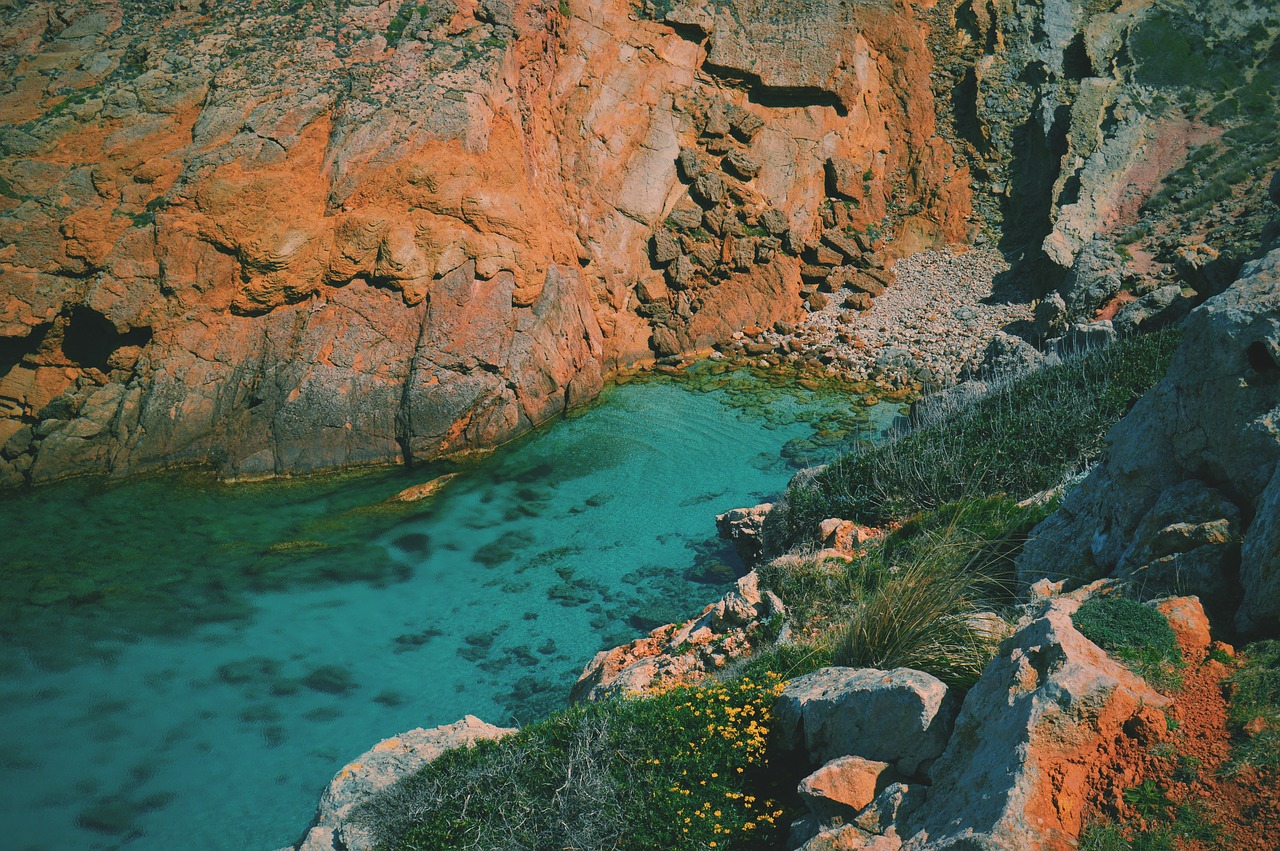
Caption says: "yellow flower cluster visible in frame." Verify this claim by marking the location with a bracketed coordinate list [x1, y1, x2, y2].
[655, 673, 788, 848]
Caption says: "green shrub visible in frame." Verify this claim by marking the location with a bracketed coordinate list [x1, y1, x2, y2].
[359, 675, 796, 850]
[757, 498, 1044, 691]
[781, 331, 1180, 535]
[830, 498, 1039, 689]
[1072, 596, 1184, 692]
[1225, 640, 1280, 773]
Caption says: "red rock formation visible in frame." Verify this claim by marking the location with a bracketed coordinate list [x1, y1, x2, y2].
[0, 0, 972, 483]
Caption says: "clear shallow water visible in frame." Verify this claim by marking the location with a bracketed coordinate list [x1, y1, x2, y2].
[0, 369, 900, 851]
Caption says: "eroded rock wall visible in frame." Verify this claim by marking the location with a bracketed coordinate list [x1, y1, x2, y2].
[0, 0, 972, 484]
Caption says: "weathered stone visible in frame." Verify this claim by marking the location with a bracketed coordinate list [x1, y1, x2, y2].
[635, 276, 669, 304]
[853, 782, 925, 836]
[668, 199, 706, 231]
[664, 0, 716, 34]
[958, 331, 1046, 380]
[1113, 284, 1188, 335]
[1017, 250, 1280, 633]
[650, 325, 683, 358]
[727, 104, 765, 140]
[799, 755, 898, 822]
[759, 208, 790, 236]
[716, 502, 774, 567]
[571, 571, 784, 700]
[693, 172, 728, 205]
[833, 268, 886, 297]
[775, 667, 957, 775]
[1114, 480, 1242, 622]
[844, 292, 873, 311]
[667, 254, 697, 288]
[802, 264, 833, 282]
[702, 100, 731, 137]
[1240, 464, 1280, 632]
[899, 598, 1173, 850]
[651, 230, 681, 266]
[723, 149, 761, 180]
[1050, 320, 1116, 355]
[677, 148, 707, 182]
[1060, 238, 1123, 322]
[822, 229, 862, 261]
[799, 824, 893, 851]
[292, 716, 514, 851]
[1033, 291, 1067, 339]
[826, 156, 863, 199]
[702, 207, 728, 236]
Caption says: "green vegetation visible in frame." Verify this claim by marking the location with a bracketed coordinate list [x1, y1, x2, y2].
[1225, 640, 1280, 774]
[781, 330, 1180, 534]
[759, 497, 1048, 690]
[1079, 793, 1228, 850]
[1136, 5, 1280, 222]
[357, 675, 799, 851]
[386, 3, 450, 47]
[1072, 596, 1185, 692]
[831, 501, 1032, 689]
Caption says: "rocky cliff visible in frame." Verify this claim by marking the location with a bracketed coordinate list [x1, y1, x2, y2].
[0, 0, 974, 484]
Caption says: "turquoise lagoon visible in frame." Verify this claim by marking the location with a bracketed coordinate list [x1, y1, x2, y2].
[0, 368, 900, 851]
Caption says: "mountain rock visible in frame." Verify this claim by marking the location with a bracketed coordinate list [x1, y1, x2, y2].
[1016, 249, 1280, 633]
[0, 0, 972, 483]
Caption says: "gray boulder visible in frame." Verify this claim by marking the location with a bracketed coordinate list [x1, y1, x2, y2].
[1240, 465, 1280, 632]
[958, 331, 1045, 381]
[1114, 480, 1242, 623]
[1060, 238, 1123, 322]
[774, 667, 957, 776]
[288, 716, 514, 851]
[1113, 284, 1189, 335]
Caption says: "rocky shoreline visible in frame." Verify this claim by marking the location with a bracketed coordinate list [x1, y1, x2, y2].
[712, 248, 1033, 391]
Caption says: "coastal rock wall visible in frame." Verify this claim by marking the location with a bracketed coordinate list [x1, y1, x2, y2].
[0, 0, 971, 484]
[1016, 249, 1280, 633]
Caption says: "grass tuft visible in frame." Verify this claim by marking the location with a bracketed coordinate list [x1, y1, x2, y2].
[761, 497, 1047, 691]
[780, 331, 1180, 537]
[1072, 596, 1185, 692]
[1225, 640, 1280, 774]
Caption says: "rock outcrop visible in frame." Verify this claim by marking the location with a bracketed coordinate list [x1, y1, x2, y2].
[284, 715, 514, 851]
[571, 569, 783, 701]
[897, 595, 1180, 850]
[1016, 248, 1280, 633]
[0, 0, 972, 484]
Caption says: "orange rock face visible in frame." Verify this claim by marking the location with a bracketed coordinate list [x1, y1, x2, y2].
[0, 0, 971, 483]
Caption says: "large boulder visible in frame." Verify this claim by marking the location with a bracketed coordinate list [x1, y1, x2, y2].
[1059, 238, 1123, 322]
[775, 668, 957, 776]
[286, 716, 514, 851]
[898, 597, 1175, 850]
[1017, 249, 1280, 633]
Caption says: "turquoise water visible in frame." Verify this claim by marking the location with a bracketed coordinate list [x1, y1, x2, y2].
[0, 370, 899, 851]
